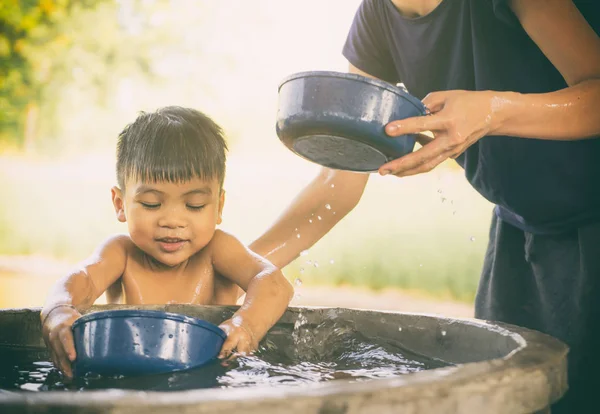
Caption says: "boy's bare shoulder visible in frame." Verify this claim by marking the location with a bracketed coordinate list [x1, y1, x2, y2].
[96, 234, 136, 256]
[207, 229, 241, 249]
[202, 230, 245, 262]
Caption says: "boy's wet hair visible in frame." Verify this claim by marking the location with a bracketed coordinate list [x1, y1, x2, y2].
[116, 106, 227, 190]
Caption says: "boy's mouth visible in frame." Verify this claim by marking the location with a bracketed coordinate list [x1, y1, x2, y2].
[156, 237, 188, 253]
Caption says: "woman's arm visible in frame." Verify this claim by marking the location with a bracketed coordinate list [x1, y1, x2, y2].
[381, 0, 600, 177]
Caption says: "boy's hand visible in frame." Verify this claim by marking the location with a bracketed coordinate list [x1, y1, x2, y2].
[41, 306, 81, 378]
[217, 317, 259, 361]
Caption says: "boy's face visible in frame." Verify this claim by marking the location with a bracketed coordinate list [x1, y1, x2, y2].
[111, 176, 224, 267]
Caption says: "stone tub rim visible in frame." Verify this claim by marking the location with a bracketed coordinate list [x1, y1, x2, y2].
[0, 305, 568, 414]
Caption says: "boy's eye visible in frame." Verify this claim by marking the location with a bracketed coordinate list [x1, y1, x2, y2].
[140, 202, 160, 209]
[187, 204, 205, 211]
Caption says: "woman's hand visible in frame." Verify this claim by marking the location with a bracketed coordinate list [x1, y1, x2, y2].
[380, 90, 506, 177]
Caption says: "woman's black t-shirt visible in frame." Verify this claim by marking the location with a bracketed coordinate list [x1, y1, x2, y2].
[343, 0, 600, 234]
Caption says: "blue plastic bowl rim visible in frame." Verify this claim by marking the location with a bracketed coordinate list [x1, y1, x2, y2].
[72, 309, 227, 340]
[278, 70, 426, 114]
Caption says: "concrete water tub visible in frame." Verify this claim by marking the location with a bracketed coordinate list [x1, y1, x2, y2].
[0, 304, 567, 414]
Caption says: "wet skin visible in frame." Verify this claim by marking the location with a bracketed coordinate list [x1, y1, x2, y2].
[40, 177, 293, 378]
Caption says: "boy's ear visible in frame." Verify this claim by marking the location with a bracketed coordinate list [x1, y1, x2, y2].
[217, 189, 225, 225]
[111, 186, 127, 223]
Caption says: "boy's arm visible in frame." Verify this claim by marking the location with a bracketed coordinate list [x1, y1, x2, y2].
[211, 230, 293, 357]
[41, 234, 129, 377]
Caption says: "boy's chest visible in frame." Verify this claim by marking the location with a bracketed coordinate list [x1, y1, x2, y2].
[121, 258, 216, 305]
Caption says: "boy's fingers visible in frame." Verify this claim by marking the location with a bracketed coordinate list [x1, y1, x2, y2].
[50, 351, 60, 372]
[59, 329, 77, 361]
[50, 333, 72, 377]
[55, 349, 73, 378]
[62, 362, 73, 378]
[218, 336, 238, 359]
[226, 352, 239, 362]
[234, 337, 254, 357]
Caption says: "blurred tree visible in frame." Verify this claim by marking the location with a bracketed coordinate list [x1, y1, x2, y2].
[0, 0, 165, 150]
[1, 0, 98, 148]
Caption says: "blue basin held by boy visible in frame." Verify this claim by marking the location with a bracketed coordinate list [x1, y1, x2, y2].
[72, 309, 226, 377]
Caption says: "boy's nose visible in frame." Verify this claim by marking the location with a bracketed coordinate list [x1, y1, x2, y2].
[157, 215, 186, 229]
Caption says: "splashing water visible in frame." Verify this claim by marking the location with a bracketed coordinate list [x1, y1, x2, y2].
[1, 318, 450, 392]
[325, 204, 331, 210]
[317, 216, 322, 221]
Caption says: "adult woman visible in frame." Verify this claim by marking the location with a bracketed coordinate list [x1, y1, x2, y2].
[252, 1, 600, 411]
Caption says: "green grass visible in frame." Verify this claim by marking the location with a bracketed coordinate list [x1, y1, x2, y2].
[0, 150, 492, 303]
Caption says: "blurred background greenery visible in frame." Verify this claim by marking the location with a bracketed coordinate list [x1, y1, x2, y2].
[0, 0, 491, 311]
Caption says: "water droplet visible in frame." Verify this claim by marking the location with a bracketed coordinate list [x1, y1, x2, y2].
[307, 260, 312, 265]
[317, 216, 322, 220]
[398, 327, 402, 332]
[296, 234, 301, 239]
[441, 330, 447, 336]
[294, 228, 298, 231]
[470, 236, 475, 242]
[299, 267, 304, 273]
[329, 259, 335, 264]
[325, 204, 331, 210]
[441, 197, 446, 203]
[453, 211, 457, 215]
[294, 278, 303, 287]
[309, 219, 313, 223]
[333, 211, 336, 215]
[300, 250, 309, 256]
[313, 262, 319, 268]
[168, 334, 173, 339]
[437, 189, 443, 194]
[331, 184, 335, 188]
[419, 263, 423, 267]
